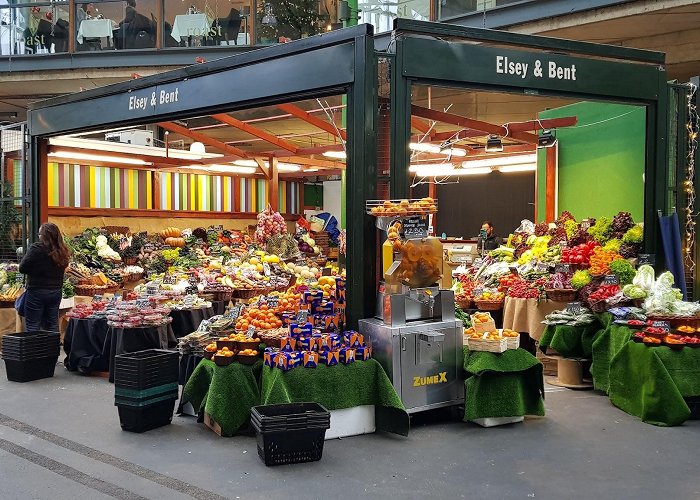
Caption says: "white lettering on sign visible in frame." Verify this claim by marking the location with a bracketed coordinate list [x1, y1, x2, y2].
[128, 87, 180, 112]
[496, 56, 529, 79]
[496, 56, 577, 82]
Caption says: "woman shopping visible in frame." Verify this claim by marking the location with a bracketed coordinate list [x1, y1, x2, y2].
[19, 223, 71, 332]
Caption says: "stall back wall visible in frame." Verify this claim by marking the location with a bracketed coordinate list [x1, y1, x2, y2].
[536, 101, 646, 221]
[48, 163, 301, 213]
[413, 172, 535, 238]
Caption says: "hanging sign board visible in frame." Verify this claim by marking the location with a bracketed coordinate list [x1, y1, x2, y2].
[637, 254, 656, 266]
[602, 275, 620, 285]
[566, 302, 585, 315]
[402, 217, 428, 239]
[554, 263, 571, 274]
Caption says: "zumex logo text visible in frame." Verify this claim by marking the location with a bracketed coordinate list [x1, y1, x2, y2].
[413, 372, 448, 387]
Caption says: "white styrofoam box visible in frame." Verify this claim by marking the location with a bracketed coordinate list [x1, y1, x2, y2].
[59, 297, 75, 310]
[325, 405, 375, 440]
[470, 416, 524, 427]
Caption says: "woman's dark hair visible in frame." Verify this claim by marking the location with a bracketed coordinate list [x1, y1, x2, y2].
[38, 222, 71, 268]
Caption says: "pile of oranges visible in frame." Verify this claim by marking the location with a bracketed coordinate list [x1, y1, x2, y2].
[235, 304, 283, 331]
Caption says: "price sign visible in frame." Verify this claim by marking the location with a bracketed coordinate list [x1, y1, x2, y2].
[401, 216, 428, 239]
[267, 296, 279, 308]
[185, 286, 198, 295]
[322, 267, 332, 277]
[92, 294, 103, 303]
[188, 276, 199, 286]
[536, 262, 550, 272]
[107, 295, 119, 307]
[637, 254, 656, 266]
[162, 276, 176, 285]
[554, 263, 571, 274]
[296, 310, 309, 324]
[473, 258, 484, 268]
[473, 287, 484, 298]
[652, 321, 670, 331]
[143, 243, 156, 252]
[263, 263, 271, 276]
[558, 241, 568, 249]
[214, 225, 224, 231]
[580, 219, 591, 230]
[225, 305, 243, 321]
[566, 302, 585, 314]
[246, 325, 255, 339]
[15, 274, 25, 285]
[136, 298, 150, 308]
[602, 274, 620, 285]
[271, 263, 284, 274]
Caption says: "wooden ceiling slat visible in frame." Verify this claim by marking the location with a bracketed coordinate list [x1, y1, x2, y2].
[276, 103, 347, 140]
[158, 121, 249, 158]
[212, 113, 300, 153]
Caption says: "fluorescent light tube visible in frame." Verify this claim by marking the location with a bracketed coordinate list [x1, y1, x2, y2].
[409, 142, 441, 154]
[277, 163, 301, 172]
[48, 150, 150, 166]
[498, 164, 537, 173]
[462, 154, 537, 169]
[322, 151, 347, 159]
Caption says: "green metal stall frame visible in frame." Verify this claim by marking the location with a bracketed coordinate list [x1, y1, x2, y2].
[26, 25, 378, 328]
[386, 19, 668, 259]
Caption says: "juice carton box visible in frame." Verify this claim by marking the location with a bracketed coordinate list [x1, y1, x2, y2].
[343, 331, 364, 348]
[339, 347, 356, 364]
[302, 351, 318, 368]
[264, 348, 280, 367]
[355, 345, 372, 361]
[289, 322, 313, 338]
[280, 336, 296, 352]
[319, 350, 339, 366]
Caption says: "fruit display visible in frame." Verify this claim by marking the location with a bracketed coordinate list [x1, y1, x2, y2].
[160, 227, 182, 239]
[367, 198, 437, 216]
[297, 233, 321, 255]
[542, 307, 597, 326]
[235, 305, 283, 331]
[589, 247, 623, 276]
[255, 204, 287, 244]
[506, 277, 547, 300]
[561, 242, 599, 265]
[394, 237, 442, 288]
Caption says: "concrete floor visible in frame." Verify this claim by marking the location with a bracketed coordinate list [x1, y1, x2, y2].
[0, 359, 698, 500]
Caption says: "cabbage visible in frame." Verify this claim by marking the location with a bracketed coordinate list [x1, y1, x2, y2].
[633, 265, 655, 292]
[622, 284, 647, 299]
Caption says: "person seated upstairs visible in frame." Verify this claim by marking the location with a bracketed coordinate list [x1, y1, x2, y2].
[119, 0, 155, 48]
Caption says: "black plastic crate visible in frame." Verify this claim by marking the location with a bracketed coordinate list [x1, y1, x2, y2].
[2, 345, 61, 356]
[4, 356, 58, 382]
[2, 331, 59, 344]
[251, 403, 330, 466]
[2, 351, 61, 362]
[117, 398, 176, 433]
[114, 382, 178, 399]
[115, 391, 179, 407]
[114, 350, 178, 368]
[114, 369, 179, 385]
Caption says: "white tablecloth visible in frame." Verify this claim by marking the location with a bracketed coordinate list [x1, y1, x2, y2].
[77, 19, 114, 43]
[170, 14, 211, 41]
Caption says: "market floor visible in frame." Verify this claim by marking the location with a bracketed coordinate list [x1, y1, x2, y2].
[0, 361, 698, 500]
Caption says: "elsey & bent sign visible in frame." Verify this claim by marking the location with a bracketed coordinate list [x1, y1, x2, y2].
[128, 88, 180, 111]
[496, 56, 577, 81]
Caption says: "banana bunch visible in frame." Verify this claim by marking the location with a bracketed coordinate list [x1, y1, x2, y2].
[0, 284, 23, 301]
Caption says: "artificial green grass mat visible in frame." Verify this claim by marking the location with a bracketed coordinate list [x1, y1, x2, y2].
[609, 342, 700, 426]
[590, 314, 635, 393]
[539, 318, 604, 359]
[261, 360, 409, 436]
[463, 347, 545, 421]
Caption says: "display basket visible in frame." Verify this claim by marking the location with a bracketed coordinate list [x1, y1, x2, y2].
[75, 285, 107, 297]
[124, 257, 139, 266]
[214, 354, 236, 366]
[232, 288, 266, 300]
[647, 315, 700, 329]
[203, 350, 215, 360]
[588, 300, 609, 313]
[0, 299, 16, 309]
[466, 338, 507, 353]
[251, 403, 330, 466]
[545, 289, 578, 302]
[102, 225, 129, 235]
[474, 299, 504, 311]
[505, 336, 520, 350]
[471, 316, 497, 335]
[238, 353, 259, 365]
[455, 297, 473, 310]
[205, 289, 233, 302]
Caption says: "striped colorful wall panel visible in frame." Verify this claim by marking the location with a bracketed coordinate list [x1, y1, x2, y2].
[47, 163, 151, 209]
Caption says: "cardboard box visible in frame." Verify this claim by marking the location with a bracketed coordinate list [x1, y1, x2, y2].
[203, 412, 224, 436]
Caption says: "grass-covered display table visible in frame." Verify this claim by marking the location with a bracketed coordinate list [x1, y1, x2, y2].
[182, 358, 408, 437]
[609, 342, 700, 426]
[590, 314, 635, 393]
[462, 347, 545, 421]
[539, 318, 604, 359]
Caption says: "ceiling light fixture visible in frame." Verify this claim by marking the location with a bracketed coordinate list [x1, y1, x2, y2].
[409, 142, 442, 154]
[538, 129, 557, 148]
[189, 141, 206, 154]
[462, 154, 537, 169]
[208, 165, 257, 174]
[498, 164, 537, 173]
[485, 135, 503, 152]
[306, 168, 320, 173]
[409, 164, 492, 177]
[440, 147, 468, 157]
[322, 151, 347, 159]
[48, 150, 151, 166]
[277, 163, 301, 172]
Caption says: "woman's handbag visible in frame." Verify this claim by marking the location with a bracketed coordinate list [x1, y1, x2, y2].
[15, 292, 26, 317]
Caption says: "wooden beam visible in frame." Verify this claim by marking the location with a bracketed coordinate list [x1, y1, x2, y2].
[255, 158, 270, 179]
[261, 143, 345, 158]
[158, 122, 248, 158]
[411, 105, 539, 144]
[280, 156, 344, 169]
[152, 171, 161, 210]
[411, 116, 434, 137]
[276, 103, 347, 140]
[269, 157, 279, 211]
[48, 146, 206, 168]
[212, 113, 300, 153]
[545, 143, 558, 222]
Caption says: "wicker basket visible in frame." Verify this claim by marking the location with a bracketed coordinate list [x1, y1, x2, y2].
[102, 226, 129, 235]
[232, 288, 266, 300]
[124, 257, 138, 266]
[647, 315, 700, 329]
[456, 297, 473, 310]
[75, 285, 107, 297]
[545, 289, 577, 302]
[588, 300, 608, 313]
[505, 336, 520, 350]
[475, 299, 504, 311]
[467, 338, 507, 353]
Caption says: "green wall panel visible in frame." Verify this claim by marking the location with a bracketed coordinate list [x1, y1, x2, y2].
[537, 101, 646, 222]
